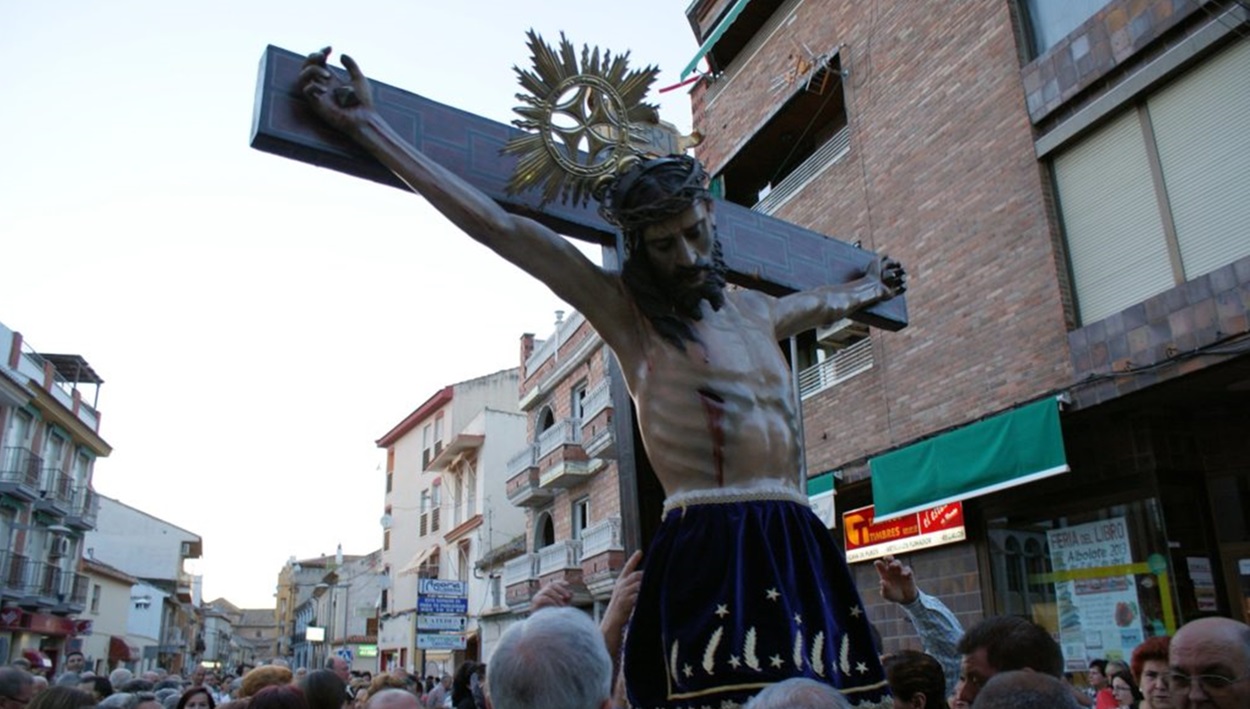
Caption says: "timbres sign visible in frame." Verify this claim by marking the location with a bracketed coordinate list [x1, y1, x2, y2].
[842, 503, 967, 563]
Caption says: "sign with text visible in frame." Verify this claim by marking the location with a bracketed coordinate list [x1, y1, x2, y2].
[1047, 517, 1143, 670]
[417, 595, 468, 615]
[417, 633, 467, 651]
[419, 579, 467, 597]
[842, 503, 967, 563]
[418, 615, 467, 631]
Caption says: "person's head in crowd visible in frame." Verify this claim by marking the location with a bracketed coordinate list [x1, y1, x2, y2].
[885, 650, 946, 709]
[215, 701, 249, 709]
[1089, 659, 1110, 690]
[29, 677, 48, 697]
[122, 680, 155, 694]
[156, 680, 183, 693]
[323, 659, 349, 686]
[10, 660, 31, 673]
[28, 686, 97, 709]
[249, 685, 308, 709]
[362, 675, 406, 704]
[60, 654, 85, 677]
[490, 607, 611, 709]
[98, 693, 140, 709]
[189, 669, 206, 688]
[0, 667, 35, 709]
[299, 669, 345, 709]
[451, 662, 477, 706]
[293, 670, 307, 683]
[1168, 617, 1250, 709]
[176, 687, 216, 709]
[1129, 636, 1170, 709]
[743, 677, 851, 709]
[79, 676, 113, 702]
[1110, 670, 1142, 708]
[953, 615, 1064, 707]
[110, 669, 135, 691]
[240, 667, 293, 699]
[135, 691, 163, 709]
[141, 673, 161, 685]
[971, 671, 1079, 709]
[361, 689, 415, 709]
[53, 673, 81, 689]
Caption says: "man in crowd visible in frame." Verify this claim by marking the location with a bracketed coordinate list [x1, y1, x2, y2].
[425, 674, 451, 709]
[326, 657, 351, 685]
[366, 689, 419, 709]
[874, 555, 963, 691]
[972, 671, 1079, 709]
[951, 615, 1064, 708]
[489, 607, 612, 709]
[0, 667, 34, 709]
[744, 678, 851, 708]
[61, 652, 85, 677]
[1167, 616, 1250, 709]
[299, 43, 903, 709]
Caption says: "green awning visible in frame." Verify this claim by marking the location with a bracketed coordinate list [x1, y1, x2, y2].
[680, 0, 753, 79]
[869, 398, 1069, 522]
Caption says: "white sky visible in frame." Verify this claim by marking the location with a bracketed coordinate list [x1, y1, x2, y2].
[0, 1, 696, 608]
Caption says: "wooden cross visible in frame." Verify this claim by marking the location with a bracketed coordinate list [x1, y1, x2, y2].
[250, 45, 908, 550]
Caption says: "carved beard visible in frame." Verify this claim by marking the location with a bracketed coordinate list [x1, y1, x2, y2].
[621, 231, 728, 351]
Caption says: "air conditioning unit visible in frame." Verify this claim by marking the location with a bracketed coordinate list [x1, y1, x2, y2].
[50, 536, 70, 558]
[816, 319, 869, 347]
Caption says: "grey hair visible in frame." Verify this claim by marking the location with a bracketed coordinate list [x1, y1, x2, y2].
[972, 671, 1079, 709]
[109, 669, 135, 690]
[0, 668, 33, 701]
[489, 607, 611, 709]
[744, 678, 851, 709]
[99, 693, 141, 709]
[54, 673, 82, 687]
[364, 689, 417, 709]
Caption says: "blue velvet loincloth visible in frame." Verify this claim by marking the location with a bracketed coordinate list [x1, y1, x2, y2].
[622, 486, 890, 709]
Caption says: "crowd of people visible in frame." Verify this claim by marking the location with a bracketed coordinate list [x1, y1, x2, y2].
[1, 556, 1246, 709]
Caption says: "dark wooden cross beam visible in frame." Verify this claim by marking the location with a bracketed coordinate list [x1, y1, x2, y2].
[250, 45, 907, 330]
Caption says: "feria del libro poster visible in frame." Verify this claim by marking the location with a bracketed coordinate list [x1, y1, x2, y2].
[1047, 517, 1144, 669]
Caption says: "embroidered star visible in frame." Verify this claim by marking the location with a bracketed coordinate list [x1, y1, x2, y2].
[769, 655, 784, 668]
[848, 604, 863, 618]
[856, 661, 868, 674]
[793, 613, 803, 625]
[715, 603, 730, 618]
[765, 588, 780, 601]
[728, 655, 741, 668]
[683, 664, 693, 678]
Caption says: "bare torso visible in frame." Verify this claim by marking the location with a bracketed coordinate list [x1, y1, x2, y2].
[617, 291, 802, 497]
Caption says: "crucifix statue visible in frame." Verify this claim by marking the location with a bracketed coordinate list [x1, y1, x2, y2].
[252, 34, 905, 708]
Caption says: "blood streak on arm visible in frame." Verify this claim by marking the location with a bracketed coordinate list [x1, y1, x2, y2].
[698, 388, 726, 487]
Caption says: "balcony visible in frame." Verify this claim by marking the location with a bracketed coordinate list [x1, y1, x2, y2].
[537, 419, 590, 489]
[580, 517, 625, 595]
[14, 560, 62, 605]
[0, 447, 42, 500]
[66, 488, 98, 530]
[536, 539, 583, 589]
[0, 552, 27, 597]
[798, 337, 874, 400]
[580, 382, 617, 460]
[176, 570, 193, 603]
[502, 553, 538, 609]
[34, 469, 73, 516]
[505, 445, 552, 507]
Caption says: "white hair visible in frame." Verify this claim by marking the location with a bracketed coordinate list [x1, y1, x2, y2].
[489, 607, 611, 709]
[744, 678, 851, 709]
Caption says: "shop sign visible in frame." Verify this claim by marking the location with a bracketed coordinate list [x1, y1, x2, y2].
[0, 608, 25, 630]
[24, 613, 77, 636]
[417, 633, 466, 651]
[418, 579, 467, 597]
[417, 615, 466, 631]
[73, 620, 93, 636]
[842, 503, 966, 563]
[1046, 517, 1145, 671]
[357, 644, 378, 658]
[417, 595, 467, 615]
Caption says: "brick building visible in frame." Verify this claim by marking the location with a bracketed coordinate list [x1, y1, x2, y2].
[680, 0, 1250, 668]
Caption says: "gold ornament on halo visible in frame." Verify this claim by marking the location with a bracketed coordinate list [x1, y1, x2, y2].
[503, 30, 702, 207]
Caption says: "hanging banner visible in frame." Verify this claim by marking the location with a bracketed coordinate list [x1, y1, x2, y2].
[1047, 517, 1144, 669]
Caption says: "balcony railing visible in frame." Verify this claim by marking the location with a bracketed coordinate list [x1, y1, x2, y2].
[506, 444, 539, 479]
[753, 126, 850, 215]
[798, 337, 874, 399]
[69, 573, 89, 605]
[0, 552, 24, 591]
[502, 553, 536, 589]
[580, 517, 623, 560]
[537, 418, 581, 461]
[38, 469, 74, 507]
[536, 540, 582, 577]
[0, 447, 42, 489]
[581, 380, 612, 424]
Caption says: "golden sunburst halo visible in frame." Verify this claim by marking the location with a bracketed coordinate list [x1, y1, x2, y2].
[503, 30, 661, 207]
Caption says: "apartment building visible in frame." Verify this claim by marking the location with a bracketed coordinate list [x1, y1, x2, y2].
[679, 0, 1250, 666]
[0, 320, 109, 671]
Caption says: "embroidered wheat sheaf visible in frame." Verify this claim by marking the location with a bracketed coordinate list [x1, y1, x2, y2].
[811, 631, 826, 676]
[703, 626, 723, 674]
[792, 630, 804, 669]
[744, 627, 760, 670]
[670, 640, 680, 682]
[839, 634, 851, 676]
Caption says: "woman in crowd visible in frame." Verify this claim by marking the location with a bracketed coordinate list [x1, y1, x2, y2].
[249, 686, 309, 709]
[176, 686, 217, 709]
[299, 670, 346, 709]
[27, 687, 96, 709]
[1129, 636, 1170, 709]
[884, 650, 946, 709]
[449, 663, 477, 709]
[1109, 670, 1143, 709]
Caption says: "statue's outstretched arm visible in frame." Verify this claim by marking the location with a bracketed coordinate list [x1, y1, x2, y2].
[765, 254, 907, 339]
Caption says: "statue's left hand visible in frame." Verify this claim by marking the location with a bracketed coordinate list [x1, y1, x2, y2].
[866, 254, 907, 298]
[297, 47, 376, 136]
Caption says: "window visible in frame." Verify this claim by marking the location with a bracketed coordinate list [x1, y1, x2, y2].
[572, 383, 588, 421]
[457, 542, 471, 583]
[571, 497, 591, 540]
[788, 321, 873, 399]
[430, 483, 441, 533]
[383, 530, 390, 551]
[1053, 41, 1250, 324]
[1019, 0, 1111, 58]
[466, 468, 477, 517]
[490, 575, 502, 608]
[714, 52, 848, 213]
[420, 490, 431, 536]
[422, 424, 432, 469]
[90, 584, 101, 614]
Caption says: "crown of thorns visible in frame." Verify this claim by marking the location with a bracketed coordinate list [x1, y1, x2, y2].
[597, 155, 709, 232]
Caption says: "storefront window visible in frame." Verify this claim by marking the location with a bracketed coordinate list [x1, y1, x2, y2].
[987, 498, 1174, 669]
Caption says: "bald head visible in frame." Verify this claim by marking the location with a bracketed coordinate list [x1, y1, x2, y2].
[971, 671, 1078, 709]
[1169, 617, 1250, 709]
[365, 689, 418, 709]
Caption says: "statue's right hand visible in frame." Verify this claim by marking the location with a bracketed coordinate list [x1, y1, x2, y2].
[298, 47, 375, 134]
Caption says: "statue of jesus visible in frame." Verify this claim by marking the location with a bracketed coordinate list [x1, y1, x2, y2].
[299, 46, 903, 708]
